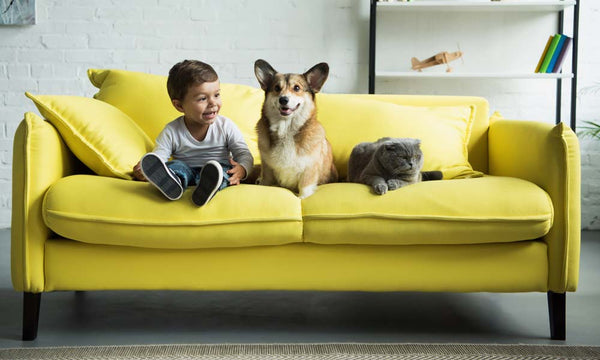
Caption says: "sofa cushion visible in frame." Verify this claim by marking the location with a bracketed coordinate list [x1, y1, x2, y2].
[88, 68, 262, 163]
[88, 68, 178, 141]
[302, 176, 553, 245]
[43, 175, 302, 249]
[25, 93, 154, 180]
[317, 94, 482, 180]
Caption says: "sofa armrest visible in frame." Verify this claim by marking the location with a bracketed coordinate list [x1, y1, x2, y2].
[489, 119, 580, 292]
[11, 112, 81, 292]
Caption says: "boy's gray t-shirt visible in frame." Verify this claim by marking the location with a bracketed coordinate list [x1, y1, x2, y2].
[152, 115, 254, 178]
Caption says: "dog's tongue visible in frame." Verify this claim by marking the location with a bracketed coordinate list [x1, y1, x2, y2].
[280, 107, 293, 116]
[280, 103, 300, 116]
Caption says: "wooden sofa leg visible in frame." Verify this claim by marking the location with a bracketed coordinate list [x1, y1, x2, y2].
[548, 291, 566, 340]
[23, 292, 41, 341]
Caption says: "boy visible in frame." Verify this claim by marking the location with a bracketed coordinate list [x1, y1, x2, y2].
[133, 60, 253, 206]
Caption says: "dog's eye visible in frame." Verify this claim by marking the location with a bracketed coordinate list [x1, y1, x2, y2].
[274, 85, 281, 92]
[293, 85, 301, 92]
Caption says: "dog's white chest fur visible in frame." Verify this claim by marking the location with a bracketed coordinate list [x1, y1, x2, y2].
[265, 121, 312, 190]
[270, 119, 296, 141]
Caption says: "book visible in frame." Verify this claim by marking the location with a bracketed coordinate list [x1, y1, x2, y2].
[534, 35, 553, 73]
[551, 36, 572, 73]
[546, 34, 566, 73]
[539, 34, 561, 73]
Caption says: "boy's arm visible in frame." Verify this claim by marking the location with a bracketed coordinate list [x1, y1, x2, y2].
[225, 120, 254, 180]
[151, 127, 174, 162]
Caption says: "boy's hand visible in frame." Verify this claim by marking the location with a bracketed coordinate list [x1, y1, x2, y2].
[133, 161, 147, 181]
[227, 158, 246, 185]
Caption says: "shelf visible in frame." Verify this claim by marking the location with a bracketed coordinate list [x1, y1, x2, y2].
[376, 1, 576, 12]
[376, 71, 574, 79]
[369, 0, 579, 128]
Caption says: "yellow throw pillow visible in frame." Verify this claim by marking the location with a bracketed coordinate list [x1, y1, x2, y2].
[87, 68, 262, 162]
[25, 92, 154, 179]
[317, 94, 482, 180]
[88, 68, 179, 142]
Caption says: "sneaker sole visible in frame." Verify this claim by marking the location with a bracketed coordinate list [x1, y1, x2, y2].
[192, 162, 223, 206]
[141, 154, 183, 200]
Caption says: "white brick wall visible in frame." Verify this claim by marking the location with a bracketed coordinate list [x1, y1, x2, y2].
[0, 0, 599, 229]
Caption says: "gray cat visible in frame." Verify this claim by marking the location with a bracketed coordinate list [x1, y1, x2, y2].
[347, 137, 443, 195]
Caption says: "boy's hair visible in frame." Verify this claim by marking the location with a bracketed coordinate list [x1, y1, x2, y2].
[167, 60, 219, 100]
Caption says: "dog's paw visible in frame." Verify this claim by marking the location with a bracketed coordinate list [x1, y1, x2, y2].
[373, 183, 388, 195]
[299, 184, 317, 199]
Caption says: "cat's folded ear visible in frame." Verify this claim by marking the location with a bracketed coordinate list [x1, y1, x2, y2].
[406, 138, 421, 145]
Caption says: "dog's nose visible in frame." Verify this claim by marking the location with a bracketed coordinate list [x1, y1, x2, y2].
[279, 96, 289, 105]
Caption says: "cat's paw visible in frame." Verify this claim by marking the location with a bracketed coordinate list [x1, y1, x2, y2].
[373, 183, 388, 195]
[387, 179, 402, 190]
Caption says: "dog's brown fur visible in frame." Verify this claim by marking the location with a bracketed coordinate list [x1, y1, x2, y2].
[254, 59, 337, 198]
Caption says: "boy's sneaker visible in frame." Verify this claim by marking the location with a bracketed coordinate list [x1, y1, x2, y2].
[192, 160, 223, 206]
[140, 153, 183, 200]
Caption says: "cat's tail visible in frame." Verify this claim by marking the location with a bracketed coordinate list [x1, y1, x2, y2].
[421, 171, 443, 181]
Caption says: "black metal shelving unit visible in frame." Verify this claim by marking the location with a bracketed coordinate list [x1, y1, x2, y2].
[368, 0, 580, 130]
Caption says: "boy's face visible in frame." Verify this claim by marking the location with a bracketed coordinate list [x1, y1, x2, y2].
[172, 80, 222, 127]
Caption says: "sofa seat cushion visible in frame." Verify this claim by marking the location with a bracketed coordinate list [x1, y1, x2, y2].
[302, 176, 553, 246]
[43, 175, 302, 249]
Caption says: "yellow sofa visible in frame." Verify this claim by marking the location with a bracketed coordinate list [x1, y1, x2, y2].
[12, 69, 580, 340]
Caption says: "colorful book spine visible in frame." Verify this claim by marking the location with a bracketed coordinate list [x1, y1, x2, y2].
[552, 36, 573, 73]
[535, 35, 553, 73]
[546, 35, 566, 73]
[539, 34, 561, 73]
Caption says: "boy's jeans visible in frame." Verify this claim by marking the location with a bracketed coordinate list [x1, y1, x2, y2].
[166, 160, 231, 191]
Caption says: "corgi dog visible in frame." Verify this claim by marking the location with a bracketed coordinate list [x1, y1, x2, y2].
[254, 59, 338, 199]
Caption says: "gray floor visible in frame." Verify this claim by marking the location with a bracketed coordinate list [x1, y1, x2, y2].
[0, 228, 599, 348]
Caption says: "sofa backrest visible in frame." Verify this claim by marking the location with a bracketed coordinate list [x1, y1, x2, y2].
[316, 93, 488, 178]
[88, 69, 488, 180]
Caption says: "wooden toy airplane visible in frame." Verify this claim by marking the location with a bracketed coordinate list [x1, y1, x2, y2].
[411, 50, 463, 72]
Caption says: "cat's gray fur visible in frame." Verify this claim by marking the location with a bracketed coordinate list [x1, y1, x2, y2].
[348, 137, 442, 195]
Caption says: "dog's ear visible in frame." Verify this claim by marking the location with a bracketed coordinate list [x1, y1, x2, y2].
[254, 59, 277, 91]
[304, 63, 329, 93]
